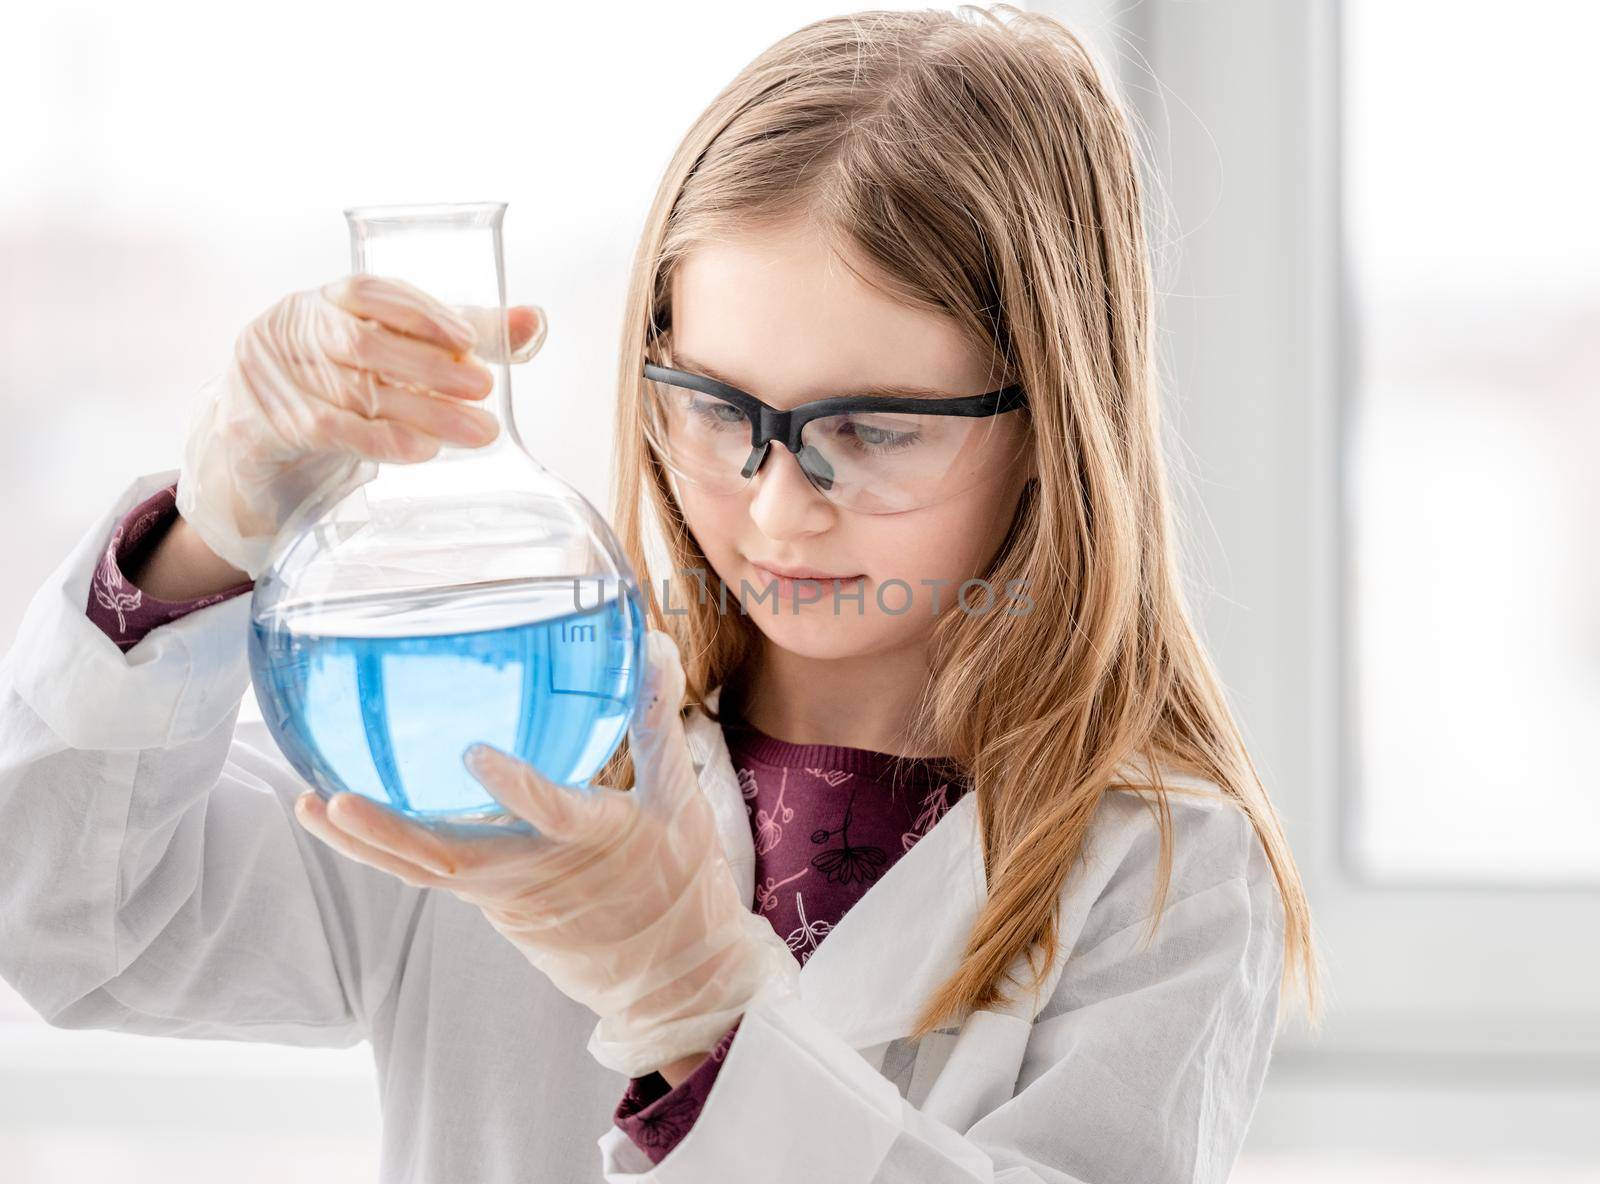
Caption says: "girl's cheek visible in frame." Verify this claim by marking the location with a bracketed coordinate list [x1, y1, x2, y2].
[674, 487, 744, 586]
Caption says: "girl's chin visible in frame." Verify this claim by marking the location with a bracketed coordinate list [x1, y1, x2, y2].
[748, 614, 887, 660]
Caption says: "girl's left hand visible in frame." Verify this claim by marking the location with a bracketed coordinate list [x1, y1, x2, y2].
[292, 628, 800, 1078]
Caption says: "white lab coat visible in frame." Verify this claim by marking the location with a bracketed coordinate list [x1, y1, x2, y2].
[0, 470, 1286, 1183]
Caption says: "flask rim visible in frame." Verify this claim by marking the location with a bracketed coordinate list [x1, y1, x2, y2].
[343, 201, 507, 227]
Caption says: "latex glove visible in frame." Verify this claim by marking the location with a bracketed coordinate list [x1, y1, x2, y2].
[176, 274, 547, 578]
[291, 628, 801, 1078]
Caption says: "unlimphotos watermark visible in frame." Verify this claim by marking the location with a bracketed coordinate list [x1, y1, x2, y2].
[569, 568, 1033, 618]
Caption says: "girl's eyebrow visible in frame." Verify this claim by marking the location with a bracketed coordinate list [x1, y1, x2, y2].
[670, 352, 956, 401]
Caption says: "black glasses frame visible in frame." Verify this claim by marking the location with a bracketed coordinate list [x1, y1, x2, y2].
[642, 362, 1029, 482]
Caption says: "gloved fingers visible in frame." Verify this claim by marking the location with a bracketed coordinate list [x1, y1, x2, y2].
[294, 791, 456, 886]
[317, 788, 579, 888]
[296, 396, 443, 465]
[454, 303, 548, 364]
[319, 789, 466, 876]
[318, 301, 495, 403]
[303, 790, 567, 903]
[464, 743, 637, 844]
[320, 274, 478, 355]
[507, 304, 547, 362]
[328, 364, 499, 448]
[177, 275, 490, 581]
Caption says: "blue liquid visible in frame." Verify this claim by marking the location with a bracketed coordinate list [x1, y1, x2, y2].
[248, 582, 643, 820]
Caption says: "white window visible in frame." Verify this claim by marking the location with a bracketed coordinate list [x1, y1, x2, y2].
[1343, 0, 1600, 886]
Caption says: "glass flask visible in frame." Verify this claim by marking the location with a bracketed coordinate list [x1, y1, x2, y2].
[247, 201, 646, 827]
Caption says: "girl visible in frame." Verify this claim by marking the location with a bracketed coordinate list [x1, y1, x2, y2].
[0, 5, 1322, 1181]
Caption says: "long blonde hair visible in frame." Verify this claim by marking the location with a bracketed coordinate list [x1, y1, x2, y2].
[598, 3, 1323, 1037]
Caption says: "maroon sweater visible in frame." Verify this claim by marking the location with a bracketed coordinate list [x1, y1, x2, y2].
[85, 483, 972, 1164]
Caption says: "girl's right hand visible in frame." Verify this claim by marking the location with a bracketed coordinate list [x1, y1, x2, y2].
[174, 275, 546, 580]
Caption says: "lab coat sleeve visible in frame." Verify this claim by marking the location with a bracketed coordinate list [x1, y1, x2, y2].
[596, 811, 1286, 1183]
[0, 469, 427, 1047]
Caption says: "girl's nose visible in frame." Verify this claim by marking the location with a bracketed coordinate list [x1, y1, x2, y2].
[745, 443, 835, 538]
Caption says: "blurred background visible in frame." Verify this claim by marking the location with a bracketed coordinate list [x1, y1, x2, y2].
[1, 0, 1595, 1180]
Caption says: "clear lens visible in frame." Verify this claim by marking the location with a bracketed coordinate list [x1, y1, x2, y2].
[645, 377, 1029, 513]
[797, 407, 1017, 513]
[645, 382, 755, 494]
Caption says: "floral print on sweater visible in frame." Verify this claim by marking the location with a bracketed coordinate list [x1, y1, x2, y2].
[84, 482, 252, 650]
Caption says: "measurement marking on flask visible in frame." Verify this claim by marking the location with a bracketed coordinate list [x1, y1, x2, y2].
[560, 620, 598, 644]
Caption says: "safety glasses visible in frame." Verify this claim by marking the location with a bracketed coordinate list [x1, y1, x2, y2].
[642, 361, 1030, 514]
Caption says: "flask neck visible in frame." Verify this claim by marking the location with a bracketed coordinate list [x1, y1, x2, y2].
[455, 302, 541, 454]
[480, 358, 515, 439]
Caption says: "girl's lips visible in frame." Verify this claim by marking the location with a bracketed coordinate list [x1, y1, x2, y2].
[748, 562, 865, 586]
[746, 556, 863, 581]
